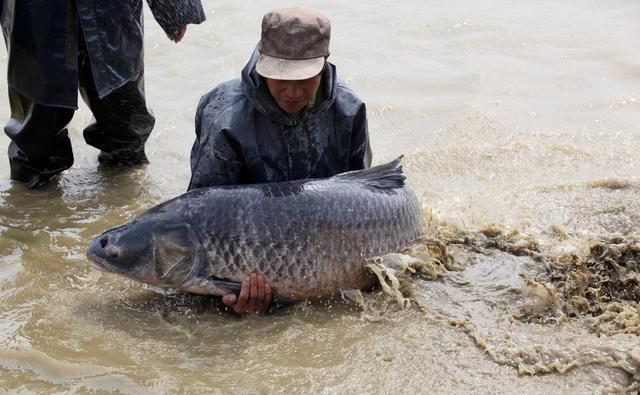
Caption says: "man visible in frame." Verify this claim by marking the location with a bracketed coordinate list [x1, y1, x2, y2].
[188, 7, 372, 314]
[0, 0, 206, 188]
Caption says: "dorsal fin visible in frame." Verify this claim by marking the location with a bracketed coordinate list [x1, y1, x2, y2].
[333, 156, 405, 189]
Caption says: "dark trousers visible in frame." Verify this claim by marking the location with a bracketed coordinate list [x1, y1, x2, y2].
[4, 36, 155, 188]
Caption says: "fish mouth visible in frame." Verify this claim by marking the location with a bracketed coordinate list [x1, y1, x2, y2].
[85, 250, 113, 273]
[86, 237, 126, 276]
[86, 248, 162, 287]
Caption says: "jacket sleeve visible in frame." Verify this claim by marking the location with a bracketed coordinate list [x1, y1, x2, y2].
[146, 0, 206, 37]
[188, 93, 247, 191]
[349, 102, 373, 170]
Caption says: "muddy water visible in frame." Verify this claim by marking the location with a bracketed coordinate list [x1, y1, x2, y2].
[1, 0, 640, 393]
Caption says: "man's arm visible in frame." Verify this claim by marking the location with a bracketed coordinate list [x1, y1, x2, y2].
[349, 103, 373, 170]
[146, 0, 206, 42]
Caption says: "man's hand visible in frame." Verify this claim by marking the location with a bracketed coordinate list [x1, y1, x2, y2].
[170, 26, 187, 43]
[222, 273, 272, 315]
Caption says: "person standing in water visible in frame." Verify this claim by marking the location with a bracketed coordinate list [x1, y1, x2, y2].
[0, 0, 206, 188]
[189, 7, 372, 314]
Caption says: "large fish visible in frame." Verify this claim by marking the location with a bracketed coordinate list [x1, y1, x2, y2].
[86, 158, 423, 301]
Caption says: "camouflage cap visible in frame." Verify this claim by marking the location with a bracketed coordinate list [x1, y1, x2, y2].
[256, 7, 331, 80]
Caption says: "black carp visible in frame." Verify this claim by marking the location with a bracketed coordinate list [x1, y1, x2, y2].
[86, 158, 423, 301]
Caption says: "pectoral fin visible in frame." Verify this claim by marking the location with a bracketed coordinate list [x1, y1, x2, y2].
[181, 276, 241, 296]
[188, 276, 296, 305]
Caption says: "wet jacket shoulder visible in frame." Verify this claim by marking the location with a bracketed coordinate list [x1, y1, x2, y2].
[188, 49, 372, 190]
[189, 79, 249, 187]
[333, 80, 371, 173]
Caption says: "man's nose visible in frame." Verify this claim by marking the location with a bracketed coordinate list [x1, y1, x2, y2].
[284, 83, 303, 98]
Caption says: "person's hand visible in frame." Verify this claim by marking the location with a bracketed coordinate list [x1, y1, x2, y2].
[170, 26, 187, 43]
[222, 273, 272, 315]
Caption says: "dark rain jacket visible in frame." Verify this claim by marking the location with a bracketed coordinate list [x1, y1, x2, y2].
[0, 0, 205, 109]
[188, 49, 372, 190]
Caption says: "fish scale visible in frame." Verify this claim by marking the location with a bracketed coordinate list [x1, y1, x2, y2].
[86, 158, 424, 301]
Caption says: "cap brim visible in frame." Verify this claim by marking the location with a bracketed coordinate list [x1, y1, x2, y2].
[256, 55, 325, 80]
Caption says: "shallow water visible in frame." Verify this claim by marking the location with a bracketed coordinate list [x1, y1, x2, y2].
[1, 0, 640, 393]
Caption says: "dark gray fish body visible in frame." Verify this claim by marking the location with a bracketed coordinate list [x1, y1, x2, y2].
[87, 158, 423, 301]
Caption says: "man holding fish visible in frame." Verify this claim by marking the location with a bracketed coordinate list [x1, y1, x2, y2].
[188, 7, 372, 314]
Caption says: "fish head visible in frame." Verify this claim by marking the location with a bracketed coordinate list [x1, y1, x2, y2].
[86, 216, 205, 288]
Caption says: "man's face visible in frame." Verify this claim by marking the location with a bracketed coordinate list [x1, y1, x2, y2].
[265, 74, 322, 114]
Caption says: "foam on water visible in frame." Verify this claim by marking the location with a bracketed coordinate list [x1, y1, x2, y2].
[365, 231, 640, 391]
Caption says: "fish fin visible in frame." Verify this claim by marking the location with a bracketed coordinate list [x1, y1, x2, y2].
[271, 293, 297, 306]
[333, 156, 405, 189]
[206, 277, 297, 305]
[205, 277, 243, 295]
[340, 289, 366, 306]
